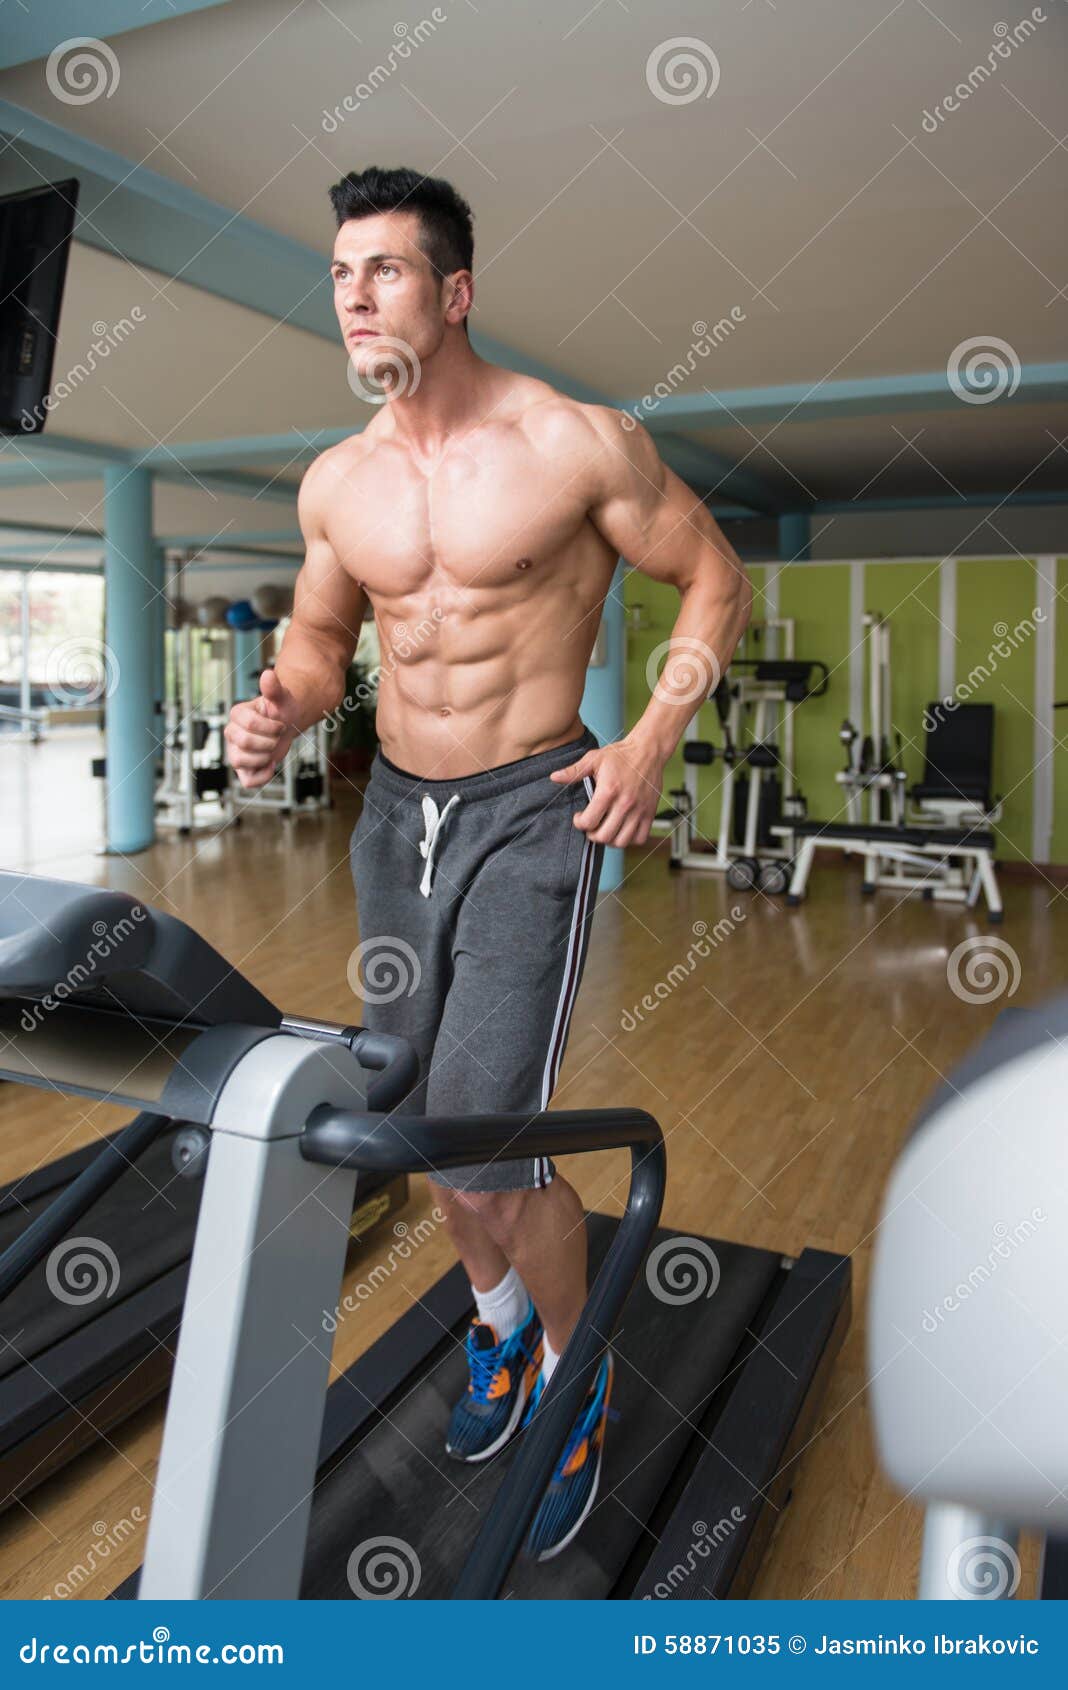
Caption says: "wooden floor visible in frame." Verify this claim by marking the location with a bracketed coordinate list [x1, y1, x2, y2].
[0, 730, 1061, 1600]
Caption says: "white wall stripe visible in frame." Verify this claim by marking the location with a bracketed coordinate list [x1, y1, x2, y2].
[849, 560, 865, 736]
[1033, 555, 1057, 864]
[764, 563, 781, 658]
[938, 557, 956, 701]
[539, 776, 597, 1111]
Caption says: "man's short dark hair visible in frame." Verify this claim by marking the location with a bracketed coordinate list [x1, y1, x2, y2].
[328, 166, 474, 285]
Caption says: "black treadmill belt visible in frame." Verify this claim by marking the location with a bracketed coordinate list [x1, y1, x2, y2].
[0, 1129, 201, 1380]
[300, 1217, 782, 1600]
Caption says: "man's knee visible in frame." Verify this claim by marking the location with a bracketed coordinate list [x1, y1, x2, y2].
[446, 1185, 537, 1249]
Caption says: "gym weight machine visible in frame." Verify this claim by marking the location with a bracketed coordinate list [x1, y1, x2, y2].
[780, 611, 1004, 918]
[657, 619, 828, 894]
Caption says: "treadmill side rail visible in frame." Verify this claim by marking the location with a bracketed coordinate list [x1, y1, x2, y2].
[139, 1034, 365, 1599]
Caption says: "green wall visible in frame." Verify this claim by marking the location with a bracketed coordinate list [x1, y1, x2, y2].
[776, 563, 851, 823]
[953, 558, 1039, 862]
[625, 554, 1065, 865]
[863, 561, 942, 796]
[1055, 558, 1068, 865]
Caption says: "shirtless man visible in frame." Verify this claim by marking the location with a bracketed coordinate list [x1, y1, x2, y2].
[225, 166, 751, 1562]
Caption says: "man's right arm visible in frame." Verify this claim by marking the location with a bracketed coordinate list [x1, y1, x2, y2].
[274, 455, 368, 728]
[224, 453, 367, 787]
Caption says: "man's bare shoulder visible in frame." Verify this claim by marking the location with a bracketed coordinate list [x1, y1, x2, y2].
[510, 380, 637, 468]
[298, 427, 384, 522]
[519, 388, 663, 504]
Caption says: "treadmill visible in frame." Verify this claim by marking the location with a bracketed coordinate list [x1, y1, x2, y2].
[0, 879, 406, 1514]
[0, 871, 850, 1600]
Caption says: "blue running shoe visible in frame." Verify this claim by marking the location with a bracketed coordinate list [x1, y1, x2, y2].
[523, 1351, 614, 1561]
[445, 1305, 543, 1463]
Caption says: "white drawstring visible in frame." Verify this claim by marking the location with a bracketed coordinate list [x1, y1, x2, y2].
[418, 793, 460, 897]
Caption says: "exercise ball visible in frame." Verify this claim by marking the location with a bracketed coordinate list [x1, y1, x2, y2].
[197, 596, 230, 628]
[225, 599, 260, 631]
[252, 584, 288, 620]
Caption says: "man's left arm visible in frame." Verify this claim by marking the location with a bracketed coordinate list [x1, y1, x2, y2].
[550, 409, 752, 848]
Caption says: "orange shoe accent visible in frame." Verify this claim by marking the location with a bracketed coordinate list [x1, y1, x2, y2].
[487, 1366, 511, 1401]
[523, 1338, 544, 1395]
[562, 1435, 589, 1478]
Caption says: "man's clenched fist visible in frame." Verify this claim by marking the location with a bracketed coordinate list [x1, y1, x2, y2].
[224, 667, 300, 790]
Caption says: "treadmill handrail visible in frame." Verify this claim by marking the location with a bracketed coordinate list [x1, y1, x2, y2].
[300, 1105, 661, 1173]
[0, 1112, 169, 1304]
[300, 1103, 666, 1600]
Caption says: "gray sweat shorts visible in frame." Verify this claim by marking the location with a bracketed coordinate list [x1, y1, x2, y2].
[349, 728, 604, 1192]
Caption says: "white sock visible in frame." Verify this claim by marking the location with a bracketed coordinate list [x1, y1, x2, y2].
[541, 1335, 560, 1385]
[473, 1266, 528, 1342]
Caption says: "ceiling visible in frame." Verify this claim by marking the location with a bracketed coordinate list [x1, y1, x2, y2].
[1, 0, 1065, 556]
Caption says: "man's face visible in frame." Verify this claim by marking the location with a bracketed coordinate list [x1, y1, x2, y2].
[332, 210, 459, 387]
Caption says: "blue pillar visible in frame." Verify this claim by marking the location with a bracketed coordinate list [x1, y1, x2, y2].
[234, 628, 261, 701]
[778, 511, 811, 562]
[104, 466, 157, 853]
[581, 560, 625, 891]
[152, 545, 166, 713]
